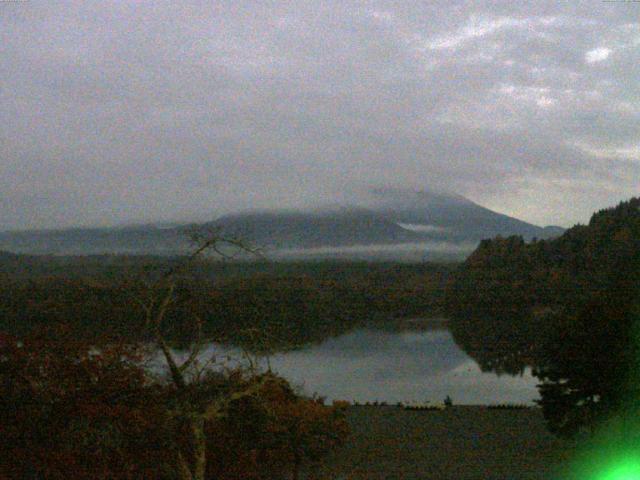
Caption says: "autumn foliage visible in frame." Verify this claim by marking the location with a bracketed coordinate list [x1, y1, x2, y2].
[206, 374, 349, 479]
[0, 325, 348, 479]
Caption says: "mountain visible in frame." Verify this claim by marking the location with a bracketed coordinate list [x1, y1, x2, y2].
[208, 207, 420, 248]
[211, 188, 563, 248]
[366, 188, 563, 241]
[0, 188, 564, 259]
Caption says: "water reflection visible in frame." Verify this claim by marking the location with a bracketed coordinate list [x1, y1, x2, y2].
[190, 323, 540, 405]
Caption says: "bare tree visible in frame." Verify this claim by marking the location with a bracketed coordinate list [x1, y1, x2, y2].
[130, 227, 267, 480]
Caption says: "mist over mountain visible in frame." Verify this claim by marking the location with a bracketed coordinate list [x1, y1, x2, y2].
[211, 207, 415, 248]
[0, 188, 563, 260]
[367, 188, 565, 241]
[211, 188, 564, 248]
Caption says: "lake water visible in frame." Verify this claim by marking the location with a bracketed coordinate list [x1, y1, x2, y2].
[179, 322, 540, 405]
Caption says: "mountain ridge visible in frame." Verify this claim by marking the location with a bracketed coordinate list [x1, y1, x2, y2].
[0, 189, 564, 259]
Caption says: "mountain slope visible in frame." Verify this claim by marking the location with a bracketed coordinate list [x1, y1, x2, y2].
[209, 207, 422, 248]
[211, 188, 563, 248]
[366, 188, 562, 241]
[0, 189, 564, 257]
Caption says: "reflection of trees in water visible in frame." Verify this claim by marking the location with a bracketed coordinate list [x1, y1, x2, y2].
[448, 311, 540, 376]
[229, 317, 451, 355]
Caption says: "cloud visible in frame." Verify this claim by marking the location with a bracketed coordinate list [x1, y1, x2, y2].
[585, 47, 612, 63]
[0, 1, 638, 230]
[425, 16, 528, 51]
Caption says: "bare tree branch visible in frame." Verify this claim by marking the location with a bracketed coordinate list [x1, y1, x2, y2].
[121, 226, 265, 480]
[178, 315, 204, 374]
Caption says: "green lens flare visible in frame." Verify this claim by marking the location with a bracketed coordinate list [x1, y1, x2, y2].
[597, 457, 640, 480]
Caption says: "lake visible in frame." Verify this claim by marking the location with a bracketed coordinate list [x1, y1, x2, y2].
[174, 320, 540, 405]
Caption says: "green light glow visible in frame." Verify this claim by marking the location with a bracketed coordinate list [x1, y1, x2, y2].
[559, 318, 640, 480]
[564, 444, 640, 480]
[597, 457, 640, 480]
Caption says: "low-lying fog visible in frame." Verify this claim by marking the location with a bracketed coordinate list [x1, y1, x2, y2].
[269, 241, 478, 262]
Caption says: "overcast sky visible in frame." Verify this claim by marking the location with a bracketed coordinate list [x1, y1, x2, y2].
[1, 1, 638, 230]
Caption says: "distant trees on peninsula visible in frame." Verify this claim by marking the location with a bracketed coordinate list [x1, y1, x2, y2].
[0, 261, 450, 350]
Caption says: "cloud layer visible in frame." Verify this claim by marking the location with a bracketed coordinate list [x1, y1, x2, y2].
[1, 1, 638, 229]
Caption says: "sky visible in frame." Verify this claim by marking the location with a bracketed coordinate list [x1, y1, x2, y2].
[1, 0, 639, 230]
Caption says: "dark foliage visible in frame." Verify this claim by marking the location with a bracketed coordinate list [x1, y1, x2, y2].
[0, 325, 348, 479]
[0, 261, 450, 350]
[446, 197, 640, 436]
[0, 325, 172, 479]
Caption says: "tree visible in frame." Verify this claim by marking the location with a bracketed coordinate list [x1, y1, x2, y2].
[0, 227, 349, 478]
[129, 228, 267, 480]
[0, 325, 172, 479]
[534, 254, 640, 437]
[127, 227, 349, 479]
[0, 325, 349, 480]
[205, 373, 349, 480]
[446, 197, 640, 437]
[533, 199, 640, 437]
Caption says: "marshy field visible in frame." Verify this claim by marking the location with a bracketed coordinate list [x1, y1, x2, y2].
[307, 406, 575, 480]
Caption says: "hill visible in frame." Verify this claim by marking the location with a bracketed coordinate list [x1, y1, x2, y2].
[446, 196, 640, 372]
[445, 196, 640, 435]
[0, 225, 189, 256]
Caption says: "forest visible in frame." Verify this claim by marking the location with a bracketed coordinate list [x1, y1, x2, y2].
[446, 197, 640, 437]
[0, 259, 451, 349]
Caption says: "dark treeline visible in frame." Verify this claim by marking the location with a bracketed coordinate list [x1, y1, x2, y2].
[0, 324, 350, 479]
[446, 197, 640, 436]
[0, 259, 452, 351]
